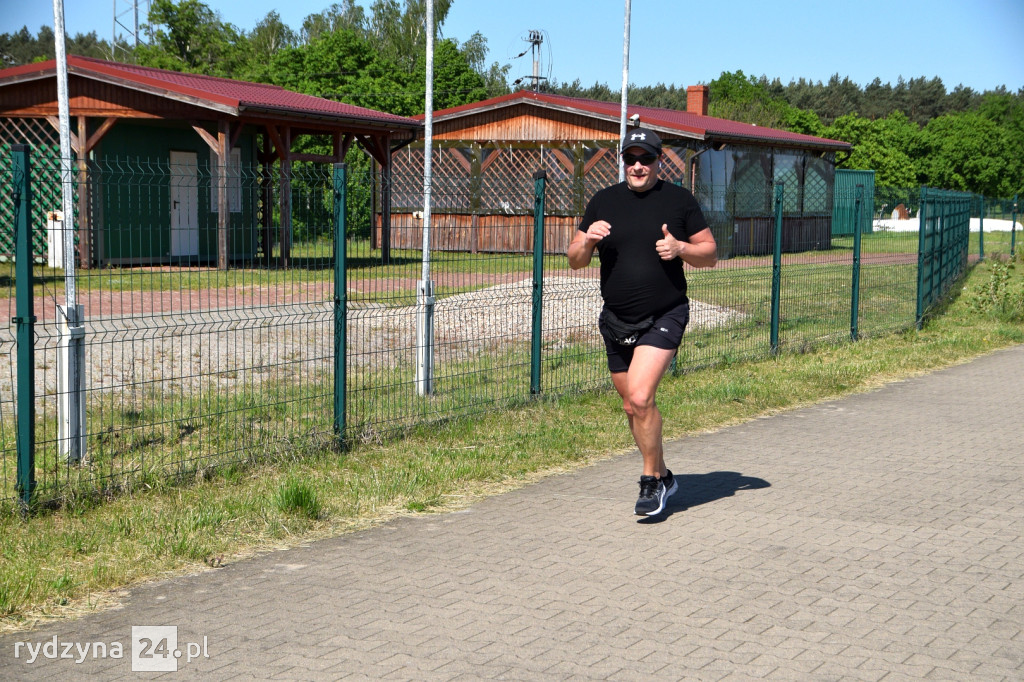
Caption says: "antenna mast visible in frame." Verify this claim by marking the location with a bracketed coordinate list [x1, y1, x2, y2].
[113, 0, 151, 59]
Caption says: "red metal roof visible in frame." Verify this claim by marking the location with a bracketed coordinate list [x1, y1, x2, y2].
[0, 56, 420, 128]
[425, 90, 851, 150]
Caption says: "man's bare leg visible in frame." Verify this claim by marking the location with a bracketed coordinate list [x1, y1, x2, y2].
[610, 345, 677, 477]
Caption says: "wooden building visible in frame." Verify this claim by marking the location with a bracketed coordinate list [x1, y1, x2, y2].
[383, 87, 852, 258]
[0, 56, 420, 268]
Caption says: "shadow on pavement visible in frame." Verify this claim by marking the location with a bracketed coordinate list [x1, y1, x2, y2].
[638, 470, 771, 524]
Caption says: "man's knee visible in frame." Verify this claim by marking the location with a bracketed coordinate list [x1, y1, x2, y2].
[627, 387, 657, 416]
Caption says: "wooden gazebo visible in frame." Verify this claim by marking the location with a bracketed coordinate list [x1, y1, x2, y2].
[387, 88, 852, 258]
[0, 56, 421, 268]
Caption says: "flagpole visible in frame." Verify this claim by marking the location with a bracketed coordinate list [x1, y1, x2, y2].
[618, 0, 632, 182]
[416, 0, 436, 396]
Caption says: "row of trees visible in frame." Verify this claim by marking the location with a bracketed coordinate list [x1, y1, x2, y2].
[551, 71, 1023, 198]
[0, 25, 114, 65]
[3, 1, 1021, 197]
[551, 72, 1019, 128]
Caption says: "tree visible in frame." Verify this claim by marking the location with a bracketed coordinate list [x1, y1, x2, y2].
[917, 112, 1010, 196]
[458, 32, 509, 97]
[366, 0, 453, 74]
[137, 0, 241, 75]
[300, 2, 366, 44]
[68, 31, 115, 60]
[946, 84, 981, 114]
[0, 26, 52, 65]
[894, 76, 947, 127]
[815, 74, 863, 125]
[235, 11, 297, 81]
[1, 25, 112, 66]
[268, 28, 418, 115]
[416, 38, 488, 110]
[826, 112, 920, 188]
[861, 78, 894, 120]
[783, 107, 825, 137]
[248, 12, 296, 61]
[631, 83, 688, 111]
[547, 79, 617, 101]
[709, 71, 796, 130]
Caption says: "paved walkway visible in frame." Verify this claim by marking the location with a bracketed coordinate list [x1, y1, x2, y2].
[2, 346, 1023, 680]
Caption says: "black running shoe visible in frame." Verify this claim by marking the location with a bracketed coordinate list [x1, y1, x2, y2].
[634, 469, 678, 516]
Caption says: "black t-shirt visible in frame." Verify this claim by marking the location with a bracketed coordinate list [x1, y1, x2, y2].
[579, 180, 708, 322]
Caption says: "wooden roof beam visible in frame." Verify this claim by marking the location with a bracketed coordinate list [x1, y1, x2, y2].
[84, 117, 117, 154]
[192, 121, 242, 157]
[265, 124, 287, 162]
[334, 132, 355, 161]
[45, 115, 80, 154]
[356, 133, 390, 166]
[191, 122, 219, 153]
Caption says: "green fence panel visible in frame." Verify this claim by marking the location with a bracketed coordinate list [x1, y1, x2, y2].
[833, 169, 875, 236]
[917, 187, 972, 325]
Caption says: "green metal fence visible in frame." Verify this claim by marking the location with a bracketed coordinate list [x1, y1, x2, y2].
[917, 188, 972, 322]
[1, 146, 1014, 509]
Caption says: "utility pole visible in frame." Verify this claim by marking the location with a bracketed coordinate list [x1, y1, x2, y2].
[511, 30, 548, 92]
[528, 30, 545, 92]
[520, 30, 544, 92]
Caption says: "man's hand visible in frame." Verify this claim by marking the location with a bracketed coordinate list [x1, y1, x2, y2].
[655, 224, 682, 261]
[568, 220, 611, 269]
[583, 220, 612, 246]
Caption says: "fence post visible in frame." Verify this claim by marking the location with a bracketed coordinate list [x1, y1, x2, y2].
[850, 184, 863, 341]
[530, 169, 547, 396]
[333, 163, 347, 444]
[916, 187, 928, 328]
[1012, 194, 1019, 257]
[940, 191, 948, 289]
[978, 194, 984, 262]
[12, 145, 36, 509]
[770, 184, 784, 353]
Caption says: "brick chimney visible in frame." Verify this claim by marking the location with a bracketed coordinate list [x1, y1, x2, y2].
[687, 85, 709, 116]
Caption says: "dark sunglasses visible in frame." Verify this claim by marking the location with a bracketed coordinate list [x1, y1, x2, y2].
[622, 152, 659, 166]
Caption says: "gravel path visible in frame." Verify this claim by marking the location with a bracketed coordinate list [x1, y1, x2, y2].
[0, 277, 744, 399]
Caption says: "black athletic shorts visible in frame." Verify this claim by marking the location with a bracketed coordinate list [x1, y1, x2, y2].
[599, 301, 690, 374]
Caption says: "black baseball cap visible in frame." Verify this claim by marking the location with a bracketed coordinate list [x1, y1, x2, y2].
[622, 128, 662, 156]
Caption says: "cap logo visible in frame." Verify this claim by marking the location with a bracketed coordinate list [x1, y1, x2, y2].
[630, 132, 646, 141]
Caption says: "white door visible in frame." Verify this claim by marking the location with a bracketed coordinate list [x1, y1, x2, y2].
[169, 151, 199, 258]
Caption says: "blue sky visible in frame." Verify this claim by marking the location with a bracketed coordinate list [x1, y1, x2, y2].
[7, 0, 1024, 93]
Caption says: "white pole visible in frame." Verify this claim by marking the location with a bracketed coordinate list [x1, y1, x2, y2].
[618, 0, 632, 182]
[416, 0, 436, 396]
[53, 0, 75, 295]
[53, 0, 86, 463]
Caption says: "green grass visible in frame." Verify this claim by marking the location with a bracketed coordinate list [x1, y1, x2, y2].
[830, 231, 920, 254]
[1, 254, 1022, 631]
